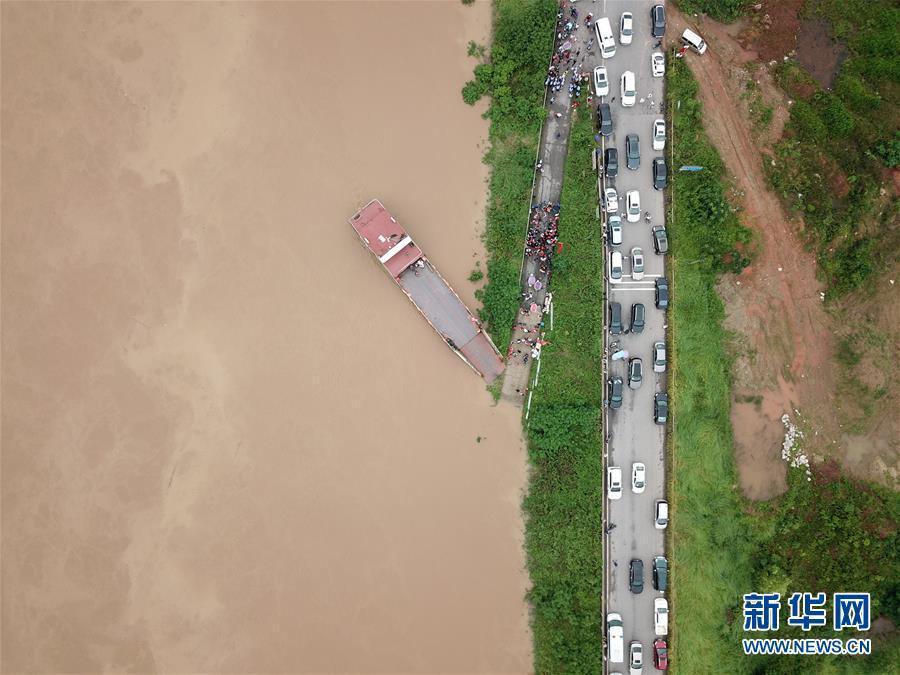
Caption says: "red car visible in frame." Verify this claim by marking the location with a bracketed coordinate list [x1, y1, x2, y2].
[654, 638, 668, 670]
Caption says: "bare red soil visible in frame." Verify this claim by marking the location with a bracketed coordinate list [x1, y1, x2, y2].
[668, 6, 840, 500]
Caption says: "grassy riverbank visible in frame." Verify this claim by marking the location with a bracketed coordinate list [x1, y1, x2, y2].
[524, 100, 603, 673]
[464, 2, 603, 670]
[462, 0, 556, 351]
[666, 57, 755, 674]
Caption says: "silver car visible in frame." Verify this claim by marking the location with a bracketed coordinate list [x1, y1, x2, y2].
[609, 216, 623, 246]
[653, 341, 667, 373]
[631, 247, 644, 280]
[628, 357, 643, 389]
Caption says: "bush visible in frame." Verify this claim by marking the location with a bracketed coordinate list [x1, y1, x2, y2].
[874, 132, 900, 168]
[824, 237, 876, 295]
[750, 467, 900, 672]
[528, 404, 599, 461]
[789, 100, 828, 144]
[813, 91, 855, 137]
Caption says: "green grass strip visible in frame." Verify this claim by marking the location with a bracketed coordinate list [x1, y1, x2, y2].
[524, 100, 603, 674]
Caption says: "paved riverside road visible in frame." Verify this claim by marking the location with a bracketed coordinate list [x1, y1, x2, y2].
[591, 1, 669, 672]
[500, 6, 596, 404]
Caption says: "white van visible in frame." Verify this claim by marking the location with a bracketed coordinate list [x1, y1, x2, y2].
[607, 613, 625, 663]
[682, 28, 707, 54]
[595, 17, 616, 59]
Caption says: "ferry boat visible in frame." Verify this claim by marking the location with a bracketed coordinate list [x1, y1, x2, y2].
[349, 200, 504, 382]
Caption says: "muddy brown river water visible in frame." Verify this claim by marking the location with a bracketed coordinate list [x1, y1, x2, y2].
[1, 2, 531, 672]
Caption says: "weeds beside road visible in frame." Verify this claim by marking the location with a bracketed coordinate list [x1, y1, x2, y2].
[667, 56, 755, 675]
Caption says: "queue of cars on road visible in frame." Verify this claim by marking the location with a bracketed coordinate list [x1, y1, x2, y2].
[598, 5, 671, 672]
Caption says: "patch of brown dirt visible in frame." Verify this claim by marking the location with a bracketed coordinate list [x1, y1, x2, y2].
[669, 6, 840, 501]
[830, 271, 900, 488]
[822, 155, 851, 200]
[795, 18, 847, 89]
[686, 16, 791, 150]
[738, 1, 803, 63]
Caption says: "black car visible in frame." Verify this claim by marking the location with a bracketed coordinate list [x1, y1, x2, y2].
[653, 556, 669, 592]
[652, 225, 668, 255]
[625, 133, 640, 170]
[655, 277, 669, 309]
[630, 558, 644, 594]
[654, 392, 668, 424]
[651, 4, 666, 38]
[598, 103, 613, 137]
[605, 147, 618, 177]
[653, 157, 667, 190]
[608, 377, 624, 409]
[609, 301, 623, 335]
[631, 302, 645, 334]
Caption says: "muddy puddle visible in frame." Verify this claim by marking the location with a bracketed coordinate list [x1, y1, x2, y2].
[1, 2, 531, 672]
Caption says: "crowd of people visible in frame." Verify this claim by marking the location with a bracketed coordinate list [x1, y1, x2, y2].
[525, 201, 560, 264]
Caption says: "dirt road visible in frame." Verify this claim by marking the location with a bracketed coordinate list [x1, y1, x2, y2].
[1, 2, 531, 672]
[667, 7, 838, 499]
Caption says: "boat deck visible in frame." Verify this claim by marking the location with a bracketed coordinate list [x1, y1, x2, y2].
[399, 264, 504, 382]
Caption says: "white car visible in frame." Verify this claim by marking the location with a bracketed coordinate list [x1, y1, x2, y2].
[610, 251, 623, 281]
[608, 466, 623, 500]
[652, 119, 666, 151]
[605, 187, 619, 213]
[629, 641, 643, 674]
[626, 190, 641, 223]
[609, 215, 623, 246]
[620, 12, 634, 45]
[631, 247, 645, 280]
[654, 598, 669, 636]
[653, 341, 667, 372]
[651, 51, 665, 77]
[593, 65, 610, 97]
[655, 500, 668, 529]
[632, 462, 646, 494]
[621, 71, 636, 107]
